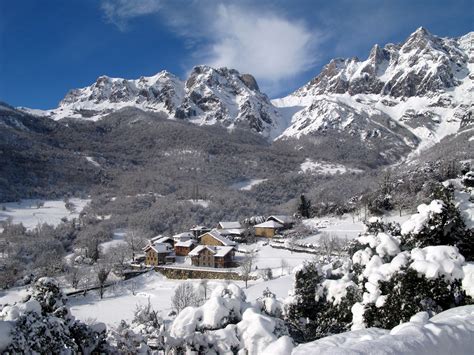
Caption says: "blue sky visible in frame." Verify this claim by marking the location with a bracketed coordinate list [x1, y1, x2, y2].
[0, 0, 472, 109]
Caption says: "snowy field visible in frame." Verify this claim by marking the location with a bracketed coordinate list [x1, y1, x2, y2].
[301, 214, 365, 242]
[66, 242, 315, 326]
[230, 179, 268, 191]
[0, 241, 315, 327]
[100, 229, 128, 252]
[300, 159, 363, 175]
[299, 212, 413, 245]
[0, 198, 90, 230]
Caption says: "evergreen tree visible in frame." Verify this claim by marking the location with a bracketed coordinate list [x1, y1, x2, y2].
[364, 268, 472, 329]
[2, 278, 109, 354]
[286, 262, 359, 342]
[401, 198, 473, 260]
[298, 194, 312, 218]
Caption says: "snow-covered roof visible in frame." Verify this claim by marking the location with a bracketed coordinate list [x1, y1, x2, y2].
[255, 220, 284, 229]
[188, 245, 234, 257]
[175, 239, 196, 248]
[172, 232, 194, 241]
[200, 229, 236, 246]
[190, 225, 211, 231]
[266, 215, 294, 225]
[219, 228, 246, 236]
[154, 236, 174, 244]
[143, 242, 171, 253]
[151, 235, 165, 242]
[217, 221, 242, 229]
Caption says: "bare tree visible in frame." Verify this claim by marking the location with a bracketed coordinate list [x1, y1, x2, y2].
[125, 230, 148, 262]
[198, 279, 211, 300]
[107, 244, 129, 275]
[280, 258, 289, 276]
[172, 282, 202, 313]
[66, 266, 83, 289]
[75, 225, 111, 261]
[128, 279, 138, 296]
[240, 250, 257, 289]
[95, 260, 112, 299]
[319, 233, 341, 256]
[392, 191, 410, 217]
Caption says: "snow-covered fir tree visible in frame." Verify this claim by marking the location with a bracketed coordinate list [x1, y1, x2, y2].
[0, 278, 109, 354]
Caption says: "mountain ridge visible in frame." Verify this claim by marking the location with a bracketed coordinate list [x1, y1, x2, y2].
[20, 28, 473, 154]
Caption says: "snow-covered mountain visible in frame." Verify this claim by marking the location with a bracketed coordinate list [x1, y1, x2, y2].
[21, 28, 473, 151]
[274, 28, 473, 156]
[23, 71, 184, 121]
[175, 66, 284, 137]
[23, 66, 283, 138]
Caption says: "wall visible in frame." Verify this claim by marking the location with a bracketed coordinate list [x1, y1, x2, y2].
[155, 267, 244, 280]
[200, 233, 223, 246]
[255, 227, 276, 238]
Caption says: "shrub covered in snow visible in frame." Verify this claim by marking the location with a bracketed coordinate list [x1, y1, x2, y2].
[462, 170, 474, 187]
[401, 199, 473, 260]
[108, 300, 165, 353]
[0, 277, 109, 354]
[351, 231, 472, 330]
[167, 283, 292, 354]
[256, 288, 284, 318]
[363, 267, 469, 329]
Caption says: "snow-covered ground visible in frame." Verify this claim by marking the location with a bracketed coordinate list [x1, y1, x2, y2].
[85, 156, 101, 168]
[0, 198, 90, 230]
[231, 179, 268, 191]
[100, 229, 128, 252]
[67, 242, 315, 326]
[301, 214, 366, 242]
[185, 199, 211, 208]
[299, 212, 413, 245]
[292, 305, 474, 355]
[300, 159, 363, 175]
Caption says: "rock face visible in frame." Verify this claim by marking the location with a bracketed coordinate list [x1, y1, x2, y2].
[274, 28, 473, 156]
[174, 66, 281, 137]
[294, 27, 468, 98]
[27, 66, 282, 138]
[42, 71, 185, 121]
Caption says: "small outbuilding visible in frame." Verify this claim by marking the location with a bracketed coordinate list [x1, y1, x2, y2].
[254, 220, 284, 238]
[266, 215, 295, 228]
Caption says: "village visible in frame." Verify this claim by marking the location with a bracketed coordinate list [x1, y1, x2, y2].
[140, 215, 296, 271]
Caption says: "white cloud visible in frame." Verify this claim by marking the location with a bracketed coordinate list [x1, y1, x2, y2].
[101, 0, 162, 30]
[100, 1, 321, 94]
[202, 4, 318, 87]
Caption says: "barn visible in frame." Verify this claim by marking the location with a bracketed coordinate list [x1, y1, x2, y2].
[254, 220, 284, 238]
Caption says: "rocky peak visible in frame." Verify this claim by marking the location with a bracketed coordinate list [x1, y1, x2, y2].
[294, 27, 469, 99]
[37, 65, 281, 136]
[176, 66, 281, 136]
[239, 74, 260, 91]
